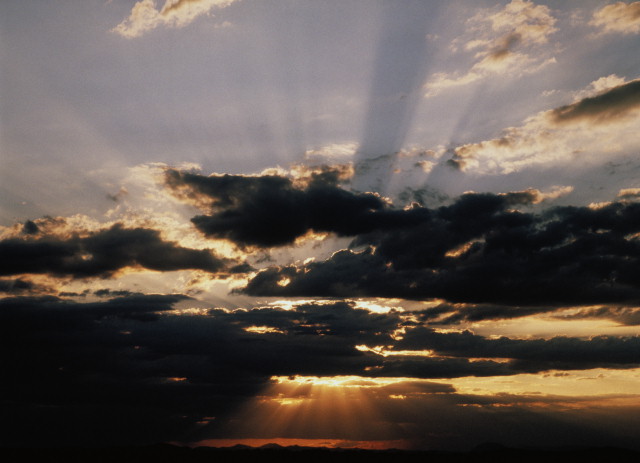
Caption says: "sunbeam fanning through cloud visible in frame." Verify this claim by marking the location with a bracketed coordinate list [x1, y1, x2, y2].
[1, 0, 640, 456]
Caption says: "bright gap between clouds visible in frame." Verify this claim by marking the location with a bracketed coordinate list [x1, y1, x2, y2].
[190, 369, 640, 449]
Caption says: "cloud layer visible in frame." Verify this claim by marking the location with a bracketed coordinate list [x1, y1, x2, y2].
[448, 77, 640, 174]
[240, 190, 640, 308]
[3, 294, 639, 447]
[0, 222, 243, 278]
[164, 167, 422, 248]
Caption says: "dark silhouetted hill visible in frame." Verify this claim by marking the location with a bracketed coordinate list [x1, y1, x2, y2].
[1, 443, 639, 463]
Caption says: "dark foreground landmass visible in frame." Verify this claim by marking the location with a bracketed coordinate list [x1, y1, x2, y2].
[2, 443, 639, 463]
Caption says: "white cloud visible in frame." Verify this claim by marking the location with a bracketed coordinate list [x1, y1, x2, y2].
[618, 188, 640, 200]
[112, 0, 238, 38]
[590, 1, 640, 35]
[571, 74, 627, 101]
[425, 0, 557, 97]
[304, 142, 359, 162]
[449, 76, 640, 175]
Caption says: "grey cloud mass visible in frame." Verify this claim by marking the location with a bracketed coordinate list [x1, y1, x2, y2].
[0, 223, 243, 278]
[165, 168, 427, 247]
[551, 79, 640, 124]
[2, 295, 638, 447]
[241, 192, 640, 308]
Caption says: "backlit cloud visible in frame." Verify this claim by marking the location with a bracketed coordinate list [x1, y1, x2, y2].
[449, 77, 640, 174]
[304, 143, 359, 163]
[112, 0, 238, 38]
[242, 192, 640, 308]
[590, 1, 640, 35]
[0, 222, 244, 278]
[164, 167, 421, 248]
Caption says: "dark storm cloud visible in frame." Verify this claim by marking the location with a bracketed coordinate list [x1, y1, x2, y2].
[21, 220, 39, 235]
[3, 294, 638, 447]
[0, 278, 37, 294]
[0, 298, 393, 446]
[0, 293, 189, 323]
[396, 327, 640, 372]
[551, 79, 640, 123]
[375, 356, 513, 379]
[241, 194, 640, 308]
[165, 168, 428, 247]
[220, 300, 404, 339]
[0, 223, 243, 278]
[93, 288, 140, 298]
[555, 306, 640, 326]
[417, 302, 553, 324]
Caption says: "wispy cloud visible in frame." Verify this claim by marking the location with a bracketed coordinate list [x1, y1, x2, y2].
[112, 0, 238, 38]
[590, 1, 640, 35]
[425, 0, 557, 97]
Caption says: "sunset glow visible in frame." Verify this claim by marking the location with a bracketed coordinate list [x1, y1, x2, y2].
[2, 0, 640, 453]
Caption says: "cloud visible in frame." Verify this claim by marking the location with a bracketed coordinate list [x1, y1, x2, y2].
[571, 74, 627, 100]
[241, 192, 640, 308]
[0, 222, 243, 278]
[0, 278, 38, 294]
[395, 327, 640, 372]
[165, 168, 428, 248]
[449, 77, 640, 174]
[417, 301, 555, 325]
[3, 293, 639, 447]
[0, 298, 389, 445]
[304, 143, 359, 163]
[21, 220, 39, 235]
[551, 79, 640, 124]
[112, 0, 238, 38]
[590, 1, 640, 35]
[554, 306, 640, 326]
[1, 293, 190, 322]
[619, 188, 640, 201]
[424, 0, 557, 96]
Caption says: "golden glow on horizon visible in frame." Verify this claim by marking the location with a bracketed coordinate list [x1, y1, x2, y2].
[165, 377, 187, 382]
[270, 369, 640, 401]
[193, 437, 413, 450]
[191, 375, 422, 448]
[471, 312, 640, 338]
[445, 368, 640, 397]
[190, 371, 640, 449]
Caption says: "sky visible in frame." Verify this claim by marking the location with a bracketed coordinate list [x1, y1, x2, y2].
[1, 0, 640, 451]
